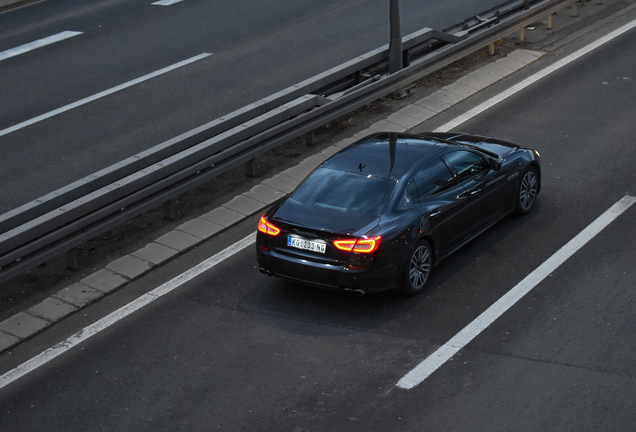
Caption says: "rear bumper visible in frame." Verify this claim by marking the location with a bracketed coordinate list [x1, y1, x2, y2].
[256, 245, 399, 294]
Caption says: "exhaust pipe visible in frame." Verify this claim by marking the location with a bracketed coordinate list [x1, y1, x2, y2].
[343, 288, 366, 296]
[259, 268, 274, 276]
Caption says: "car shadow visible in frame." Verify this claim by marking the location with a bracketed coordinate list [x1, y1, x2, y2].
[246, 202, 544, 339]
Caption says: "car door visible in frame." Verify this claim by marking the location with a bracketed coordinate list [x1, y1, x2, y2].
[409, 157, 470, 258]
[442, 150, 510, 235]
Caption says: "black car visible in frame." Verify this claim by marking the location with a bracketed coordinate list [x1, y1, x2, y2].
[256, 132, 540, 296]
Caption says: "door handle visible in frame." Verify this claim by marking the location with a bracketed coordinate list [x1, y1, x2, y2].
[470, 189, 481, 195]
[429, 210, 441, 218]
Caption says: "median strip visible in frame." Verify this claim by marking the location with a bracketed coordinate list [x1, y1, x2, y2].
[0, 48, 544, 356]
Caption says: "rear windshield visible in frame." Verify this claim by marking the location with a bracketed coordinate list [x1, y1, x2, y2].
[290, 168, 395, 217]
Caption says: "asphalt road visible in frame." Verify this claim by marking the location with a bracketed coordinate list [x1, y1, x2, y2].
[1, 5, 635, 430]
[0, 0, 502, 214]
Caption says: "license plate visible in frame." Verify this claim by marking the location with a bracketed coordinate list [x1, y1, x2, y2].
[287, 236, 326, 254]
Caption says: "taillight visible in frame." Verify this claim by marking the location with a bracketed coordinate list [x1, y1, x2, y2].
[332, 239, 356, 252]
[333, 236, 381, 253]
[258, 215, 281, 236]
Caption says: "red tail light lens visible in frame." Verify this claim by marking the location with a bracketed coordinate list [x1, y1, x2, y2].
[258, 215, 281, 236]
[333, 239, 357, 252]
[353, 236, 381, 253]
[333, 236, 381, 253]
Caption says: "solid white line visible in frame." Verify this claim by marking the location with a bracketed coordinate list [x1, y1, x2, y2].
[0, 232, 256, 391]
[152, 0, 184, 5]
[2, 11, 635, 395]
[0, 52, 212, 138]
[0, 31, 82, 62]
[396, 195, 636, 390]
[436, 18, 636, 133]
[398, 17, 636, 390]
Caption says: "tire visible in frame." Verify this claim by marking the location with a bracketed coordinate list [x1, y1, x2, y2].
[399, 239, 432, 296]
[514, 166, 538, 215]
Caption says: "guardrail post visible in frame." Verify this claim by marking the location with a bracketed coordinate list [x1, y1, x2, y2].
[304, 131, 316, 146]
[520, 26, 525, 42]
[403, 48, 410, 68]
[572, 3, 578, 17]
[246, 159, 258, 177]
[548, 13, 553, 30]
[163, 200, 176, 220]
[388, 0, 403, 74]
[66, 248, 78, 270]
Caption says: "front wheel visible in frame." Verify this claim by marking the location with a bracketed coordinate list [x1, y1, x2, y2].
[514, 166, 538, 215]
[398, 239, 432, 296]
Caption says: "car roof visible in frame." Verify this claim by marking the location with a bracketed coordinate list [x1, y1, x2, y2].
[321, 133, 446, 181]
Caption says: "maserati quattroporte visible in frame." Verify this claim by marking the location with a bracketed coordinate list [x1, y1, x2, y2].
[256, 132, 540, 295]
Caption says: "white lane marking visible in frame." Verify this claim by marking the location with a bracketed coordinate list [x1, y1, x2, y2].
[0, 31, 82, 62]
[436, 18, 636, 133]
[152, 0, 184, 5]
[0, 53, 212, 138]
[2, 12, 635, 395]
[398, 17, 636, 390]
[0, 233, 256, 391]
[397, 195, 636, 390]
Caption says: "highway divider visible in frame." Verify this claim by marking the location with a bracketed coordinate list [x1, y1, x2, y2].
[0, 0, 577, 283]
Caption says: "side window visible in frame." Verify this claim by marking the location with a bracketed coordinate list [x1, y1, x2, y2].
[409, 158, 456, 200]
[443, 150, 488, 181]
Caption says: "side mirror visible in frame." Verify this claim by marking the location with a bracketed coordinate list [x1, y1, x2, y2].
[489, 158, 502, 171]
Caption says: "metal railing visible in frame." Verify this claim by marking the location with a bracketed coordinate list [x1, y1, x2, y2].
[0, 0, 577, 283]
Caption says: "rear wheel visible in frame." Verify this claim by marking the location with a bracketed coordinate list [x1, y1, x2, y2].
[399, 239, 432, 296]
[515, 166, 538, 215]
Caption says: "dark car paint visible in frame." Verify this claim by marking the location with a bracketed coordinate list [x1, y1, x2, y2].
[256, 132, 540, 294]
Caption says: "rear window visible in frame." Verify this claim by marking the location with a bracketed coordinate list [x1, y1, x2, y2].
[290, 168, 395, 217]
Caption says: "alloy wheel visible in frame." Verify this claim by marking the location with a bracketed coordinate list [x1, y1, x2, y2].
[519, 170, 537, 212]
[409, 245, 431, 291]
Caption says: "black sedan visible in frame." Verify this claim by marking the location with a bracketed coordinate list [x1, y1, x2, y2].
[256, 132, 540, 296]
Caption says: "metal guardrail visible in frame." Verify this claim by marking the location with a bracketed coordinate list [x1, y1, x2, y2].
[0, 0, 577, 283]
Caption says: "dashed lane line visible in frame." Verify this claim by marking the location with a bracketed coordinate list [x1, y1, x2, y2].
[0, 31, 82, 62]
[2, 13, 636, 394]
[396, 195, 636, 390]
[396, 17, 636, 389]
[152, 0, 184, 5]
[0, 52, 212, 138]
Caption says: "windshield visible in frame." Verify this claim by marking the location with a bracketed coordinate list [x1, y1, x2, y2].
[290, 167, 395, 217]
